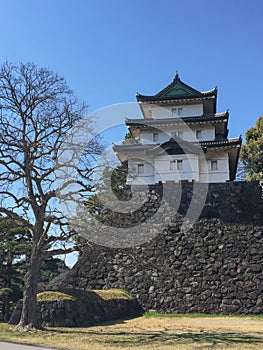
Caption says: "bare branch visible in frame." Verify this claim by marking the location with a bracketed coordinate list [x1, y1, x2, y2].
[0, 61, 101, 328]
[42, 247, 77, 260]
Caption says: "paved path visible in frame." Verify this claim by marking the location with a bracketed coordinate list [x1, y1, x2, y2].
[0, 342, 60, 350]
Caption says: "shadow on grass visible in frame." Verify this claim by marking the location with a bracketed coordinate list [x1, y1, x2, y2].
[49, 328, 263, 347]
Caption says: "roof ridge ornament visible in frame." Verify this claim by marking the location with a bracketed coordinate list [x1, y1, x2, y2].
[174, 71, 179, 81]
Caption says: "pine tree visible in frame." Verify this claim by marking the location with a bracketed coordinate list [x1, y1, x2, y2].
[0, 217, 31, 321]
[240, 115, 263, 180]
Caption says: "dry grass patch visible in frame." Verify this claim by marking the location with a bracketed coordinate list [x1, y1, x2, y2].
[37, 291, 76, 302]
[92, 288, 133, 300]
[1, 315, 263, 349]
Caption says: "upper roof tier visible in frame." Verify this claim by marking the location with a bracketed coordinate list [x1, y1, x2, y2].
[136, 73, 217, 102]
[136, 74, 217, 115]
[125, 111, 229, 140]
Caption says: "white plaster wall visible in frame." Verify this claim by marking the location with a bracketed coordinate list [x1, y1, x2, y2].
[154, 155, 199, 183]
[151, 104, 203, 119]
[127, 155, 200, 185]
[168, 126, 215, 142]
[126, 176, 154, 185]
[140, 126, 215, 144]
[185, 125, 215, 141]
[127, 160, 154, 184]
[126, 152, 230, 185]
[140, 131, 168, 144]
[199, 152, 230, 183]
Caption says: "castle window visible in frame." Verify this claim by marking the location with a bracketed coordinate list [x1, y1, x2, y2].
[137, 164, 144, 174]
[177, 160, 183, 170]
[170, 160, 183, 171]
[170, 160, 176, 171]
[211, 160, 218, 171]
[172, 131, 183, 139]
[172, 107, 183, 116]
[196, 130, 202, 139]
[153, 132, 159, 142]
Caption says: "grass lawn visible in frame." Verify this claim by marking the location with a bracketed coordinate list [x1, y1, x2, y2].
[1, 314, 263, 350]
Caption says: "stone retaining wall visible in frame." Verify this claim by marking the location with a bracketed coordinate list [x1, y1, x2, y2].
[60, 181, 263, 314]
[10, 289, 143, 327]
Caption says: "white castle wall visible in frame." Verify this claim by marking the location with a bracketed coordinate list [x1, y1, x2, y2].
[151, 104, 203, 119]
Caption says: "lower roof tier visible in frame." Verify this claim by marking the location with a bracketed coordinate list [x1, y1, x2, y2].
[114, 137, 241, 156]
[113, 137, 242, 182]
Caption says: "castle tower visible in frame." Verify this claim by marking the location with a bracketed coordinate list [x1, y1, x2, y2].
[114, 74, 241, 184]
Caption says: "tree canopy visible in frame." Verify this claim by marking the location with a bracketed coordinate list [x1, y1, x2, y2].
[0, 217, 30, 321]
[0, 61, 98, 330]
[240, 115, 263, 180]
[0, 216, 68, 322]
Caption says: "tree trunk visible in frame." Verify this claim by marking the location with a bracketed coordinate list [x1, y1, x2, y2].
[15, 245, 42, 331]
[3, 300, 10, 322]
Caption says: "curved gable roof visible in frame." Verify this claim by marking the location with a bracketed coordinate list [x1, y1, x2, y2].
[146, 138, 203, 156]
[156, 73, 201, 98]
[136, 73, 217, 102]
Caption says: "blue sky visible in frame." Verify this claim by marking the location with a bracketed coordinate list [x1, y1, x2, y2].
[1, 0, 262, 139]
[1, 0, 262, 266]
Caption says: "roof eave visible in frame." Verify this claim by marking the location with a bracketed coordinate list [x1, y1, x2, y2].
[126, 112, 229, 128]
[136, 93, 217, 104]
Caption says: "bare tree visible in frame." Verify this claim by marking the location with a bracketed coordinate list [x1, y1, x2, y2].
[0, 62, 98, 330]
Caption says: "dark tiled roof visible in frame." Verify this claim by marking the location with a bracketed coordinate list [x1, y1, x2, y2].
[155, 73, 201, 97]
[113, 137, 242, 155]
[113, 143, 156, 153]
[126, 112, 229, 128]
[146, 137, 242, 156]
[136, 74, 217, 102]
[199, 137, 242, 149]
[146, 138, 203, 156]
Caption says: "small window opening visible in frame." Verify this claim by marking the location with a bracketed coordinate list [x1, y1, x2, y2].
[196, 130, 202, 139]
[177, 160, 183, 170]
[153, 133, 159, 142]
[137, 164, 144, 174]
[170, 160, 176, 171]
[211, 160, 218, 171]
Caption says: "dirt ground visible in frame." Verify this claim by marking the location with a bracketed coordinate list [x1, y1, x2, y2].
[113, 316, 263, 333]
[1, 316, 263, 350]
